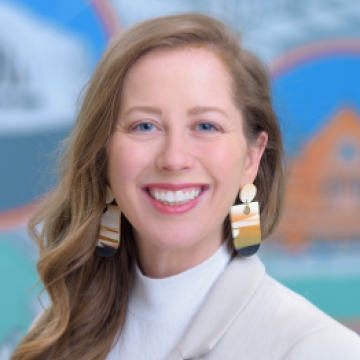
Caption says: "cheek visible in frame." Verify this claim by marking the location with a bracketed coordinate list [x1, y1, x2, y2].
[199, 139, 246, 182]
[107, 136, 154, 188]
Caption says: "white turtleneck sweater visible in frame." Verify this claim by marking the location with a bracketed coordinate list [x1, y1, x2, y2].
[107, 244, 232, 360]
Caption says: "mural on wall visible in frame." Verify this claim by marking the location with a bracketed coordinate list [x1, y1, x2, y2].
[277, 108, 360, 247]
[0, 0, 108, 357]
[1, 0, 360, 357]
[267, 42, 360, 332]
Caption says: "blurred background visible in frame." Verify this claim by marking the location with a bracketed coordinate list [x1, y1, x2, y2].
[0, 0, 359, 357]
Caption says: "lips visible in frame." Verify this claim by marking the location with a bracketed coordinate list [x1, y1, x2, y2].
[141, 183, 209, 214]
[148, 186, 202, 205]
[143, 183, 209, 191]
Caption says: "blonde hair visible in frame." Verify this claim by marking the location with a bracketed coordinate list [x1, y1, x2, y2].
[11, 13, 288, 360]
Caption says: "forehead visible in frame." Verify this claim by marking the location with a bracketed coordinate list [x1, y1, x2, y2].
[131, 46, 229, 70]
[121, 47, 233, 102]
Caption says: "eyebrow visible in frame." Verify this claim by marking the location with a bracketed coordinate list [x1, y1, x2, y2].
[122, 106, 162, 117]
[187, 106, 228, 117]
[122, 105, 228, 118]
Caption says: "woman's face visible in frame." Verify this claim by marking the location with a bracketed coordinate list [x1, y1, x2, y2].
[107, 48, 267, 271]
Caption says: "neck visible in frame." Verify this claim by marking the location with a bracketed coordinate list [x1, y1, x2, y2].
[135, 233, 223, 278]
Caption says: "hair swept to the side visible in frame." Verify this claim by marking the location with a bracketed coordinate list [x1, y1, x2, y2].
[11, 12, 288, 360]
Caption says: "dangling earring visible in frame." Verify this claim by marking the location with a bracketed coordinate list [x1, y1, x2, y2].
[230, 184, 261, 256]
[96, 186, 121, 257]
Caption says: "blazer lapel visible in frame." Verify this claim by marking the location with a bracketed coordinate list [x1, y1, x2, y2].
[166, 255, 265, 360]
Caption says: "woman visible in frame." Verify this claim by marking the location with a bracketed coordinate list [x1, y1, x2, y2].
[11, 13, 360, 360]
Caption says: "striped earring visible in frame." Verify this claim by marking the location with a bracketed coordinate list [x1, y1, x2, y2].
[96, 186, 121, 257]
[230, 184, 261, 256]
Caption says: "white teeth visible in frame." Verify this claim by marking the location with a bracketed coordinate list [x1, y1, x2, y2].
[166, 192, 174, 202]
[148, 187, 203, 206]
[175, 190, 184, 202]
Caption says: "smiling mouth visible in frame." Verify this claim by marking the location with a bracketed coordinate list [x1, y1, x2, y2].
[146, 186, 205, 206]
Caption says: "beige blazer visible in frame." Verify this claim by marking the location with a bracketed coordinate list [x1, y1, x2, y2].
[166, 255, 360, 360]
[29, 255, 360, 359]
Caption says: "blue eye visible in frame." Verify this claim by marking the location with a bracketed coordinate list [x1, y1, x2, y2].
[197, 123, 217, 131]
[136, 123, 154, 132]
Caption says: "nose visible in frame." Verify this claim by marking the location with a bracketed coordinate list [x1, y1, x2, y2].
[156, 130, 194, 172]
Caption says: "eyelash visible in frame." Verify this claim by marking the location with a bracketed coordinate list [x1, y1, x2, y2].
[132, 122, 155, 132]
[195, 122, 219, 132]
[130, 121, 220, 133]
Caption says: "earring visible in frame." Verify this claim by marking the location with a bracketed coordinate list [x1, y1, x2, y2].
[230, 184, 261, 256]
[96, 186, 121, 257]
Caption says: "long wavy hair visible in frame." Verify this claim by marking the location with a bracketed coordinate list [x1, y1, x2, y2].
[11, 13, 288, 360]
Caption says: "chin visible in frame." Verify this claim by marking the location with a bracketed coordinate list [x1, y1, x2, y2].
[132, 217, 216, 251]
[137, 227, 204, 252]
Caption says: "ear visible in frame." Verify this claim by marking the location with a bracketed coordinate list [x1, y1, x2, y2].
[242, 131, 268, 187]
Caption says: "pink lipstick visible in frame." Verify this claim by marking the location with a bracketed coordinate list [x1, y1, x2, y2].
[141, 183, 209, 215]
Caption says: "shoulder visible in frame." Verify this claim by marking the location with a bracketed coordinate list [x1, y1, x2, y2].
[281, 327, 360, 360]
[250, 274, 360, 357]
[258, 274, 353, 333]
[223, 272, 360, 359]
